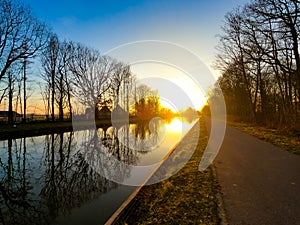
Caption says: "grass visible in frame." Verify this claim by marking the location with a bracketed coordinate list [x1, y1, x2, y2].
[227, 121, 300, 155]
[114, 117, 220, 225]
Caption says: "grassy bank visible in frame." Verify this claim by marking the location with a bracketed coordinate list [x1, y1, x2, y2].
[0, 121, 73, 140]
[113, 117, 220, 225]
[227, 121, 300, 155]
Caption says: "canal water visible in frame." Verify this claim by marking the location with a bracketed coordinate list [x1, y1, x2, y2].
[0, 117, 197, 225]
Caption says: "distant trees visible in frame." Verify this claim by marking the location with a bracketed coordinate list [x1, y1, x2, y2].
[179, 107, 198, 121]
[133, 84, 176, 119]
[134, 84, 159, 119]
[215, 0, 300, 128]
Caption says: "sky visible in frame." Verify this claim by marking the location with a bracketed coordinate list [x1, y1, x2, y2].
[20, 0, 249, 112]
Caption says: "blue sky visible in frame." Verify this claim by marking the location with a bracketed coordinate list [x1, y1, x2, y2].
[23, 0, 248, 70]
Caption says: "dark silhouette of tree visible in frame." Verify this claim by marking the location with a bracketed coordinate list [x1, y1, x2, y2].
[41, 34, 59, 122]
[0, 0, 48, 120]
[215, 0, 300, 128]
[68, 43, 118, 115]
[7, 71, 14, 124]
[56, 41, 73, 121]
[41, 38, 77, 122]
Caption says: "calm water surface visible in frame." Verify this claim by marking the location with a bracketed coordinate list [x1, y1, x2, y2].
[0, 117, 197, 225]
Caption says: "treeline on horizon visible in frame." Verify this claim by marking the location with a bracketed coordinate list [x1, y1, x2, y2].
[0, 0, 179, 124]
[212, 0, 300, 130]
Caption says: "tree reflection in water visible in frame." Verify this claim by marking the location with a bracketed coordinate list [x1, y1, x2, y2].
[127, 118, 166, 154]
[0, 120, 152, 225]
[0, 137, 47, 225]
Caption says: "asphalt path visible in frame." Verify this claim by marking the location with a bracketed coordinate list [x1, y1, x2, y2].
[214, 124, 300, 225]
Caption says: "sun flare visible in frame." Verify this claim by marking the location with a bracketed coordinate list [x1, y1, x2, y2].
[165, 118, 183, 132]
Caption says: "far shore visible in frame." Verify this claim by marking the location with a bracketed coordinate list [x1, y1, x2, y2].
[0, 120, 73, 140]
[0, 116, 193, 140]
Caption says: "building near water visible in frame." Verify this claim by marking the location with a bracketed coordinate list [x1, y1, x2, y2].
[96, 106, 111, 120]
[0, 111, 22, 122]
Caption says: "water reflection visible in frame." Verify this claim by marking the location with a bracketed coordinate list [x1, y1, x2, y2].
[0, 117, 196, 225]
[127, 118, 166, 153]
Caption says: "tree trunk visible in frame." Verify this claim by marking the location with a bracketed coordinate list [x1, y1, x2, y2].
[8, 73, 13, 124]
[51, 69, 55, 122]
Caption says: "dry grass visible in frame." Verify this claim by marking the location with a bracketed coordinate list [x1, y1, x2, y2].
[115, 118, 220, 225]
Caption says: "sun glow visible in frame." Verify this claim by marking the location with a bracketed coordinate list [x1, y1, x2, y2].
[131, 62, 207, 111]
[165, 117, 183, 132]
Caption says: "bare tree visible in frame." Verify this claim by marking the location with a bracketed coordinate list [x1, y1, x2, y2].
[68, 43, 116, 113]
[7, 70, 14, 123]
[0, 0, 48, 105]
[41, 34, 59, 122]
[39, 82, 50, 120]
[110, 63, 133, 110]
[60, 41, 74, 119]
[215, 0, 300, 127]
[55, 41, 71, 121]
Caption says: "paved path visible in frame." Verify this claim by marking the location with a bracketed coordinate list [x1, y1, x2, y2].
[214, 124, 300, 225]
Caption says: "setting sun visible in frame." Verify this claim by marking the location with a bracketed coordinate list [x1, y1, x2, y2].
[165, 117, 183, 132]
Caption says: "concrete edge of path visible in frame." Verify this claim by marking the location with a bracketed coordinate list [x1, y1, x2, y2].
[212, 164, 229, 225]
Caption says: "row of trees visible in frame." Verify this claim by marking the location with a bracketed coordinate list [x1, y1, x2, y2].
[214, 0, 300, 128]
[0, 0, 177, 124]
[40, 35, 134, 122]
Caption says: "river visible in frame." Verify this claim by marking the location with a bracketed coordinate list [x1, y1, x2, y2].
[0, 117, 197, 225]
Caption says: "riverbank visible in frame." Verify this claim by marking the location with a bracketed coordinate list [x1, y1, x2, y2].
[0, 121, 72, 140]
[110, 117, 220, 224]
[0, 119, 112, 140]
